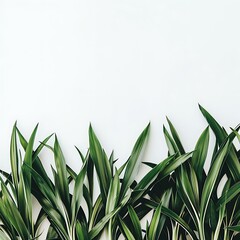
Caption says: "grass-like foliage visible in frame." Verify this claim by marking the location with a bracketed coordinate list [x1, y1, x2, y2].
[0, 105, 240, 240]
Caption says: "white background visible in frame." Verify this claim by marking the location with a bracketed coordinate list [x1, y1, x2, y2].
[0, 0, 240, 238]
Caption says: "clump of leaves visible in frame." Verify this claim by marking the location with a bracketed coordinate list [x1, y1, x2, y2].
[0, 123, 52, 239]
[0, 105, 240, 240]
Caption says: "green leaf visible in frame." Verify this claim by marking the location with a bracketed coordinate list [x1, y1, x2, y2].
[105, 170, 120, 214]
[33, 133, 54, 162]
[166, 117, 185, 154]
[89, 194, 130, 239]
[176, 165, 199, 228]
[163, 125, 179, 155]
[89, 125, 112, 202]
[46, 225, 59, 239]
[18, 124, 38, 235]
[192, 127, 209, 182]
[89, 207, 120, 239]
[200, 140, 229, 223]
[127, 206, 142, 240]
[161, 206, 198, 240]
[26, 165, 57, 210]
[217, 181, 240, 208]
[134, 155, 175, 192]
[10, 122, 19, 190]
[198, 105, 225, 144]
[142, 198, 198, 240]
[76, 221, 89, 240]
[71, 159, 88, 223]
[16, 127, 54, 191]
[227, 225, 240, 232]
[132, 153, 192, 203]
[147, 204, 162, 240]
[199, 104, 240, 181]
[23, 123, 39, 183]
[34, 209, 47, 234]
[53, 135, 70, 209]
[89, 196, 103, 230]
[0, 183, 30, 239]
[76, 149, 94, 201]
[119, 217, 135, 240]
[120, 123, 150, 198]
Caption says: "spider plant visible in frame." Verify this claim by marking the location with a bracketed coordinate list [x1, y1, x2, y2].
[27, 135, 101, 240]
[118, 105, 240, 240]
[0, 105, 239, 240]
[85, 123, 151, 240]
[0, 123, 52, 239]
[25, 123, 151, 240]
[147, 105, 240, 240]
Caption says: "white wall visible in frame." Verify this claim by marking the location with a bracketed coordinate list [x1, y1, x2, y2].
[0, 0, 240, 237]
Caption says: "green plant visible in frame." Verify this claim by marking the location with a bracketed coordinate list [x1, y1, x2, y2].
[0, 105, 240, 240]
[0, 123, 52, 239]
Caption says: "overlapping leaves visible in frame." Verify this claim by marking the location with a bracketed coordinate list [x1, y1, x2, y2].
[0, 106, 240, 240]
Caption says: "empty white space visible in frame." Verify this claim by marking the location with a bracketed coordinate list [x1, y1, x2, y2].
[0, 2, 240, 236]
